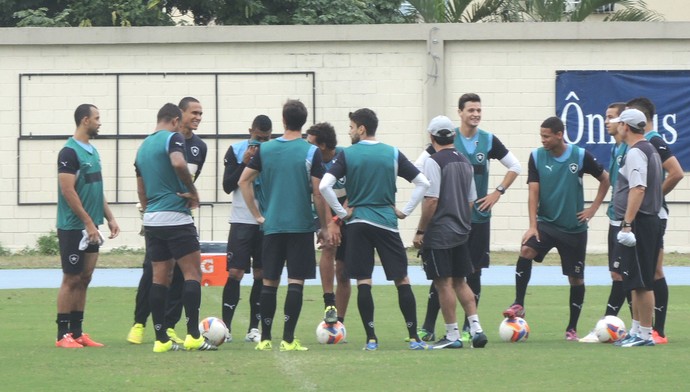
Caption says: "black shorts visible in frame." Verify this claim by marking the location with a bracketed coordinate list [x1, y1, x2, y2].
[421, 242, 474, 280]
[345, 223, 408, 281]
[618, 214, 662, 291]
[608, 224, 622, 273]
[262, 232, 316, 281]
[523, 222, 586, 279]
[145, 224, 200, 261]
[469, 221, 490, 269]
[226, 223, 263, 272]
[58, 229, 99, 275]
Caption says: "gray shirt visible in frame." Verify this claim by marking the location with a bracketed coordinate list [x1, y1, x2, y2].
[613, 140, 663, 220]
[423, 148, 476, 249]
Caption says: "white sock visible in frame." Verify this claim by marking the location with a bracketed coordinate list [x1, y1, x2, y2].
[639, 326, 653, 341]
[630, 320, 640, 336]
[467, 314, 483, 336]
[445, 323, 460, 341]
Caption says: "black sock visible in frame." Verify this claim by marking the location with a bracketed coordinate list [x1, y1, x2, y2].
[604, 281, 626, 316]
[69, 311, 84, 338]
[567, 284, 585, 331]
[260, 285, 278, 341]
[422, 283, 439, 332]
[133, 256, 152, 325]
[357, 284, 376, 341]
[323, 292, 336, 308]
[56, 313, 70, 340]
[150, 283, 169, 342]
[397, 284, 418, 341]
[183, 280, 202, 338]
[248, 278, 262, 331]
[653, 277, 668, 336]
[222, 278, 241, 331]
[283, 284, 304, 343]
[337, 316, 345, 324]
[464, 271, 482, 330]
[515, 257, 532, 305]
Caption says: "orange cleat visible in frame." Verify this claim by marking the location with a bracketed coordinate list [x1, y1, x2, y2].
[652, 330, 668, 345]
[56, 333, 83, 348]
[75, 333, 104, 347]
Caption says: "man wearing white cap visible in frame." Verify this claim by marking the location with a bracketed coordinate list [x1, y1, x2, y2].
[608, 108, 663, 347]
[413, 115, 487, 349]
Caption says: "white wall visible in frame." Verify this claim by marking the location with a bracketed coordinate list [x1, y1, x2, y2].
[1, 23, 689, 253]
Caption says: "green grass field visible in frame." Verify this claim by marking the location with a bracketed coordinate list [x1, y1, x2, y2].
[1, 285, 687, 391]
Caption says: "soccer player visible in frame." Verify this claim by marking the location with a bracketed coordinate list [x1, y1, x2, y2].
[579, 102, 630, 343]
[55, 104, 120, 348]
[135, 103, 215, 352]
[607, 108, 663, 347]
[413, 115, 488, 349]
[306, 122, 351, 325]
[238, 99, 329, 351]
[625, 97, 683, 345]
[502, 116, 609, 341]
[221, 114, 272, 343]
[127, 97, 208, 345]
[320, 108, 431, 351]
[413, 93, 521, 342]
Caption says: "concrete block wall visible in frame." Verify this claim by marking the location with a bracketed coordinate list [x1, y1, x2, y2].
[1, 23, 689, 254]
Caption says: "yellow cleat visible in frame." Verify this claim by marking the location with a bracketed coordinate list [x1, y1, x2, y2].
[153, 340, 181, 353]
[166, 328, 184, 344]
[280, 339, 308, 351]
[184, 334, 218, 351]
[255, 340, 273, 351]
[127, 323, 145, 344]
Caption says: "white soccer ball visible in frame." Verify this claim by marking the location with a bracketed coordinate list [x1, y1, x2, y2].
[499, 317, 530, 342]
[315, 321, 346, 344]
[198, 316, 228, 346]
[594, 315, 627, 343]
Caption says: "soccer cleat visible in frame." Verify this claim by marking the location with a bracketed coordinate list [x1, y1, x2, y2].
[652, 330, 668, 345]
[166, 328, 184, 344]
[578, 331, 600, 343]
[225, 328, 233, 343]
[565, 329, 578, 341]
[460, 330, 471, 345]
[409, 340, 430, 350]
[363, 339, 378, 351]
[127, 323, 145, 344]
[255, 340, 273, 351]
[471, 331, 488, 348]
[324, 306, 338, 324]
[245, 328, 261, 343]
[184, 334, 218, 351]
[280, 339, 308, 351]
[75, 333, 104, 347]
[153, 339, 182, 353]
[404, 328, 434, 342]
[432, 336, 463, 349]
[502, 303, 525, 319]
[614, 334, 637, 346]
[56, 333, 83, 348]
[620, 335, 655, 347]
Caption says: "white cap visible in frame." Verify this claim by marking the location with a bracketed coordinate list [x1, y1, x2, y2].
[427, 115, 455, 137]
[610, 108, 647, 130]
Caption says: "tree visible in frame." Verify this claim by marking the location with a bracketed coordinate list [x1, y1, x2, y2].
[13, 7, 71, 27]
[512, 0, 664, 22]
[402, 0, 512, 23]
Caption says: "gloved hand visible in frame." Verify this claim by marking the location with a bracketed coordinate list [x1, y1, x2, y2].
[617, 230, 636, 247]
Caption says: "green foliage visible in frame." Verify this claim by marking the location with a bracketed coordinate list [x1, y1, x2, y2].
[515, 0, 664, 22]
[36, 230, 59, 256]
[402, 0, 511, 23]
[16, 246, 38, 256]
[107, 245, 144, 255]
[13, 7, 71, 27]
[0, 243, 11, 257]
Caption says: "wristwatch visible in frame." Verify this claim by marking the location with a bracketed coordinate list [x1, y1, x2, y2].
[496, 185, 506, 194]
[621, 221, 632, 228]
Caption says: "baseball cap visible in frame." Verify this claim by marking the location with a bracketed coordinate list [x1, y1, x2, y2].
[427, 115, 456, 137]
[609, 108, 647, 130]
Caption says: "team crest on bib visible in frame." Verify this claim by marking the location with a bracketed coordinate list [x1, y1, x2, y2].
[569, 163, 579, 173]
[475, 152, 485, 163]
[616, 155, 623, 165]
[191, 146, 200, 157]
[69, 254, 80, 264]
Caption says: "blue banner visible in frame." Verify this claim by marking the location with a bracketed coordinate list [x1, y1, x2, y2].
[555, 70, 688, 170]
